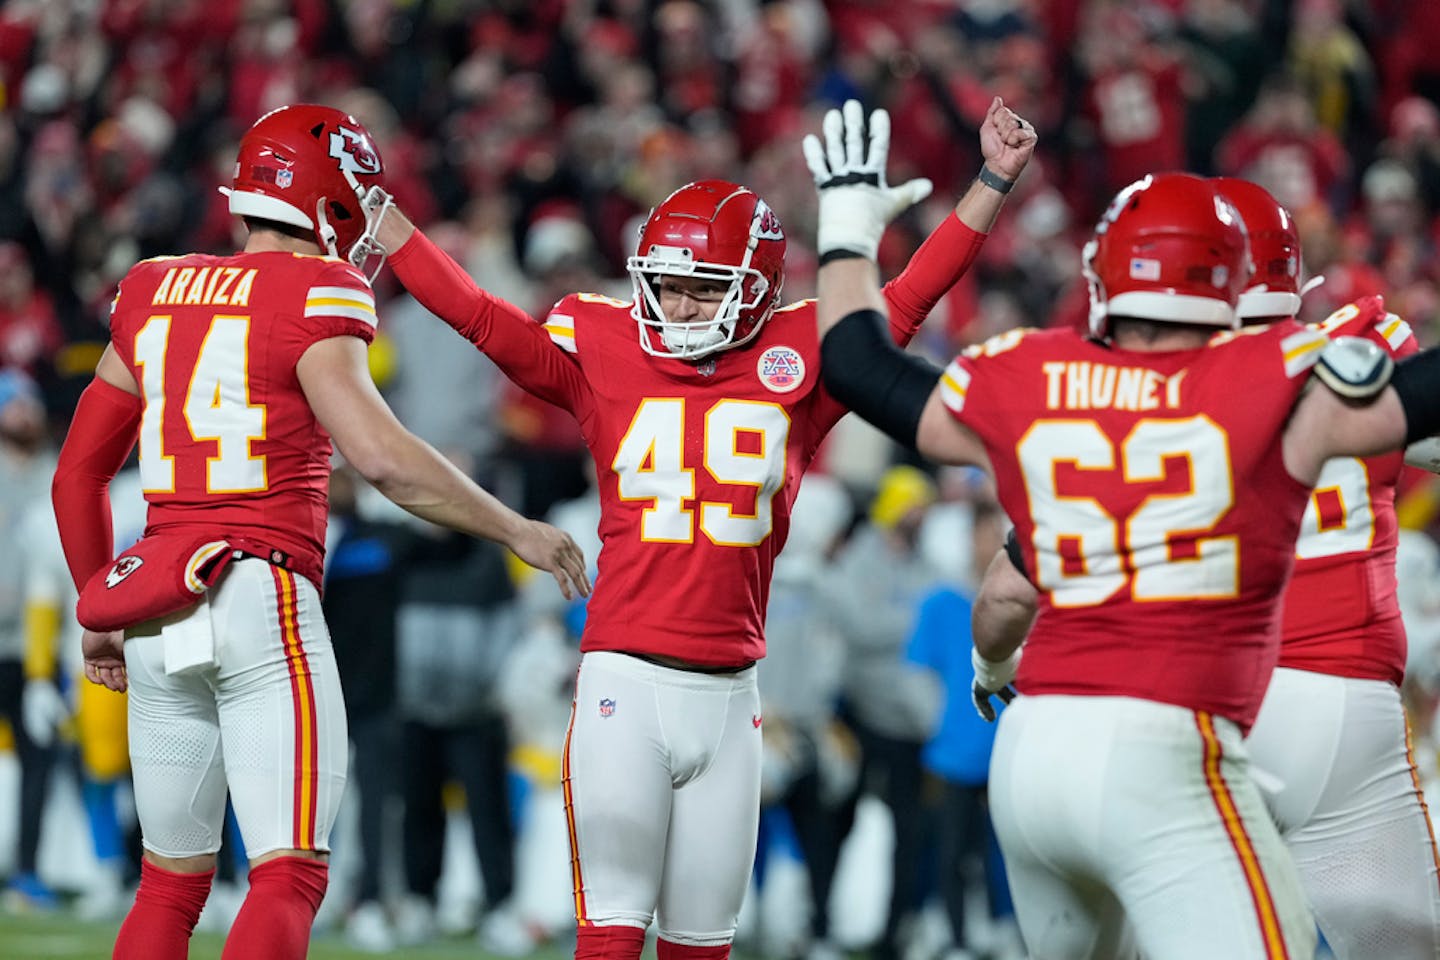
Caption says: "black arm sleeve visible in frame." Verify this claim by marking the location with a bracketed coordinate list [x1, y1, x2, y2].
[819, 308, 943, 449]
[1390, 347, 1440, 445]
[1003, 527, 1033, 584]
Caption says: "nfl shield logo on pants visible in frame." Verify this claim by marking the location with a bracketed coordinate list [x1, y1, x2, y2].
[599, 698, 616, 718]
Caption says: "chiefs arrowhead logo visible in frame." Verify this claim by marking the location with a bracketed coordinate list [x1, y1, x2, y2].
[753, 201, 784, 241]
[105, 555, 143, 589]
[328, 124, 382, 175]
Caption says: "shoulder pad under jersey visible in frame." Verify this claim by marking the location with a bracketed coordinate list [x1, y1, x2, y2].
[1313, 335, 1394, 400]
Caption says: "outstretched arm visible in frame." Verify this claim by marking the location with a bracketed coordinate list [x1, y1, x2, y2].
[298, 335, 590, 601]
[373, 205, 589, 415]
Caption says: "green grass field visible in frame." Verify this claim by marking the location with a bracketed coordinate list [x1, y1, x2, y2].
[0, 912, 574, 960]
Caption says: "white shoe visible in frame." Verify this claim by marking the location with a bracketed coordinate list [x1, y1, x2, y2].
[346, 901, 397, 953]
[393, 894, 437, 946]
[480, 901, 539, 957]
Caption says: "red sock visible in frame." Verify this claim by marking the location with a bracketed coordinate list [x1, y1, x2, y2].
[219, 857, 328, 960]
[576, 923, 647, 960]
[658, 939, 731, 960]
[113, 860, 214, 960]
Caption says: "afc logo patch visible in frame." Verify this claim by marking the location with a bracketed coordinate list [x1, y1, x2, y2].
[105, 555, 143, 589]
[756, 345, 804, 393]
[598, 698, 616, 718]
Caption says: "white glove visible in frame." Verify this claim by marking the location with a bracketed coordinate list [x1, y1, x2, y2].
[21, 679, 68, 748]
[971, 645, 1021, 723]
[803, 100, 933, 261]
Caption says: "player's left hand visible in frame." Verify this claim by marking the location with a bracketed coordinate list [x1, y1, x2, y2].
[971, 645, 1021, 722]
[348, 183, 400, 279]
[82, 628, 128, 693]
[978, 96, 1037, 184]
[511, 520, 592, 601]
[803, 100, 933, 261]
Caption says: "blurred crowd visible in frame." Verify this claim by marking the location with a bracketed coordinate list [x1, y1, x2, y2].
[5, 0, 1440, 418]
[7, 0, 1440, 957]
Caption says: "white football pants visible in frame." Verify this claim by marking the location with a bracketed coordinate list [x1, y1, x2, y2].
[1248, 667, 1440, 959]
[562, 651, 762, 943]
[125, 559, 348, 860]
[989, 694, 1314, 960]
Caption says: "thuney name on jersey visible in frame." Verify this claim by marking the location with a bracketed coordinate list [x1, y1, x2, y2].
[1040, 361, 1186, 412]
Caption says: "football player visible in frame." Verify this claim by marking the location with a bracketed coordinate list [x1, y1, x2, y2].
[368, 97, 1035, 960]
[51, 104, 588, 960]
[811, 99, 1440, 956]
[967, 180, 1440, 959]
[1212, 178, 1440, 959]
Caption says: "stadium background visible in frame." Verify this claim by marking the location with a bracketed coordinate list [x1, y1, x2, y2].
[4, 0, 1440, 958]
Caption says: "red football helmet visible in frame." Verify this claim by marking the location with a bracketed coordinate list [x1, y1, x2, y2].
[223, 104, 387, 274]
[628, 180, 786, 360]
[1083, 172, 1252, 338]
[1211, 177, 1303, 322]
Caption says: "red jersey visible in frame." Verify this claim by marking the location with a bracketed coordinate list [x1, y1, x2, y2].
[109, 251, 378, 586]
[1281, 296, 1417, 685]
[391, 214, 986, 666]
[941, 323, 1329, 729]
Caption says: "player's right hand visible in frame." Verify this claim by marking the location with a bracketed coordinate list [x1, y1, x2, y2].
[971, 645, 1020, 722]
[511, 520, 591, 601]
[803, 100, 932, 261]
[82, 628, 128, 693]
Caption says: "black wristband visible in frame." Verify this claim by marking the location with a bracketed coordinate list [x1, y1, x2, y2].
[977, 165, 1014, 194]
[1391, 347, 1440, 445]
[818, 249, 870, 267]
[820, 308, 942, 449]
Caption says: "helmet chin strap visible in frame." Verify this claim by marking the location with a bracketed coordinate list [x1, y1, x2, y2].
[659, 316, 728, 355]
[314, 198, 340, 258]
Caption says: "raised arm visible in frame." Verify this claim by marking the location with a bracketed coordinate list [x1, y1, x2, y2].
[808, 101, 990, 468]
[297, 335, 589, 601]
[372, 204, 590, 416]
[882, 96, 1037, 339]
